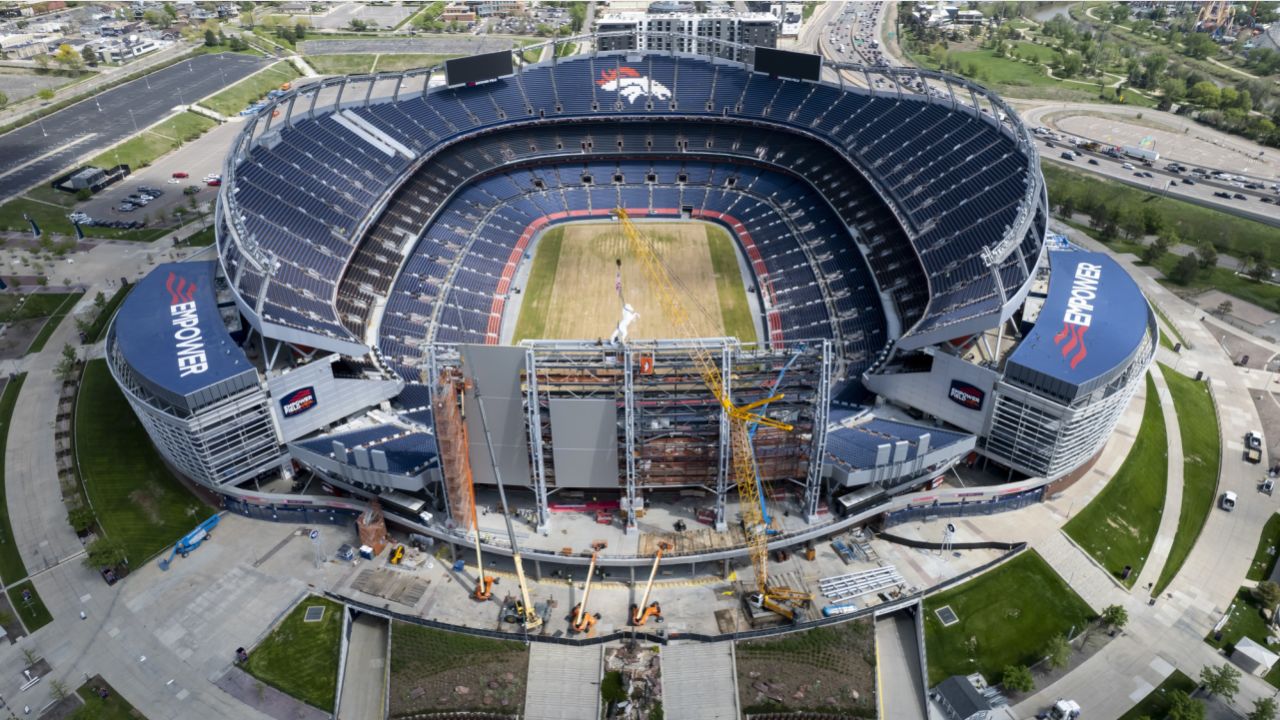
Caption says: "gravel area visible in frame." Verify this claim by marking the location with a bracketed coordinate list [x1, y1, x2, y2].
[0, 69, 75, 103]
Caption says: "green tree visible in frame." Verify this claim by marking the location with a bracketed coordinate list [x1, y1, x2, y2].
[1194, 242, 1218, 269]
[1170, 254, 1201, 284]
[1120, 211, 1146, 241]
[1199, 663, 1240, 701]
[1141, 235, 1170, 264]
[67, 504, 95, 534]
[204, 28, 218, 46]
[75, 187, 92, 202]
[294, 22, 306, 40]
[1001, 664, 1034, 692]
[1045, 634, 1070, 669]
[55, 343, 78, 382]
[1110, 4, 1130, 24]
[1255, 580, 1280, 609]
[1189, 80, 1220, 107]
[600, 670, 626, 703]
[1167, 690, 1204, 720]
[1250, 697, 1279, 720]
[36, 87, 54, 102]
[1101, 604, 1128, 629]
[1140, 207, 1165, 236]
[80, 45, 98, 66]
[93, 291, 107, 310]
[49, 678, 68, 701]
[1159, 76, 1187, 103]
[1243, 252, 1272, 282]
[1216, 299, 1234, 317]
[83, 535, 127, 569]
[1184, 31, 1218, 60]
[52, 43, 83, 73]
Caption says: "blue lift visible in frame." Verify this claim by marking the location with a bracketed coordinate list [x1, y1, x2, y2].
[158, 514, 221, 570]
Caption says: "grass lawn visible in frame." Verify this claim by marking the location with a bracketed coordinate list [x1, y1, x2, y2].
[923, 550, 1095, 686]
[1063, 374, 1166, 587]
[180, 225, 216, 247]
[1044, 164, 1280, 271]
[1150, 302, 1186, 351]
[1206, 588, 1280, 688]
[706, 224, 758, 345]
[76, 360, 207, 565]
[1117, 670, 1197, 720]
[374, 53, 457, 73]
[0, 375, 29, 585]
[1249, 514, 1280, 582]
[88, 111, 217, 171]
[5, 292, 79, 321]
[244, 596, 344, 712]
[512, 225, 563, 343]
[306, 53, 455, 75]
[389, 621, 528, 716]
[1152, 364, 1220, 595]
[202, 62, 301, 116]
[83, 285, 134, 344]
[7, 580, 52, 632]
[0, 193, 169, 243]
[71, 676, 145, 720]
[26, 292, 83, 354]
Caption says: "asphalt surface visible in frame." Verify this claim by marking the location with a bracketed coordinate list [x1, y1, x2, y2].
[0, 52, 267, 202]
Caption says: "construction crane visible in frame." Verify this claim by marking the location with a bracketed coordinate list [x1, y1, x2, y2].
[453, 384, 496, 601]
[630, 542, 670, 626]
[472, 380, 542, 631]
[570, 546, 604, 633]
[158, 514, 220, 570]
[613, 208, 811, 622]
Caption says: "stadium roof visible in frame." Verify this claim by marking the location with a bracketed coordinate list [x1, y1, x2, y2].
[1006, 251, 1150, 397]
[114, 261, 253, 401]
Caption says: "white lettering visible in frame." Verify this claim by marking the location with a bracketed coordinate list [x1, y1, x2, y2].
[170, 298, 207, 377]
[1061, 263, 1102, 327]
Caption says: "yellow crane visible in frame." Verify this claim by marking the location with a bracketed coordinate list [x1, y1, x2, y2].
[570, 548, 602, 634]
[613, 208, 811, 621]
[453, 385, 496, 602]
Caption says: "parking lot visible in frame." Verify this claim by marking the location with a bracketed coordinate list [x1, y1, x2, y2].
[305, 2, 416, 30]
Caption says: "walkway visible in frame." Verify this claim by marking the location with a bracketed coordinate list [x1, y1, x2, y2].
[1131, 363, 1185, 595]
[524, 643, 602, 720]
[337, 614, 388, 720]
[876, 611, 927, 720]
[662, 641, 740, 720]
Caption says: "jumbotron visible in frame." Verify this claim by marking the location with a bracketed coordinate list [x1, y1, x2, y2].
[105, 35, 1155, 574]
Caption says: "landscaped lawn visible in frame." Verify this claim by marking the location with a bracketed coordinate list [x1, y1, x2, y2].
[1117, 670, 1197, 720]
[707, 224, 758, 345]
[87, 111, 217, 171]
[1152, 364, 1220, 595]
[76, 360, 207, 565]
[923, 550, 1095, 685]
[0, 193, 168, 243]
[83, 285, 134, 344]
[70, 675, 145, 720]
[512, 225, 563, 343]
[1247, 513, 1280, 582]
[0, 375, 30, 585]
[201, 62, 301, 116]
[244, 596, 345, 712]
[1150, 302, 1186, 351]
[1205, 588, 1280, 688]
[7, 580, 52, 632]
[1064, 374, 1166, 587]
[305, 53, 456, 75]
[389, 620, 529, 717]
[25, 292, 83, 354]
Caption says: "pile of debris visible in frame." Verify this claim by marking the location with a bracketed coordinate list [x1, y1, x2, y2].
[603, 641, 663, 719]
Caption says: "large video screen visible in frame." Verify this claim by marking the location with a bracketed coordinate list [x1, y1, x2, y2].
[444, 51, 514, 87]
[754, 47, 822, 82]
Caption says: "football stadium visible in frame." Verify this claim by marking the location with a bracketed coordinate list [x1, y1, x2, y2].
[104, 34, 1156, 590]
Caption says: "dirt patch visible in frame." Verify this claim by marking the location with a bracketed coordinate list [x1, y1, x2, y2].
[0, 592, 26, 642]
[389, 622, 527, 718]
[736, 618, 877, 717]
[129, 487, 164, 525]
[0, 318, 47, 359]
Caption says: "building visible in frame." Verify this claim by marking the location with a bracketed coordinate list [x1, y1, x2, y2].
[932, 676, 992, 720]
[93, 35, 166, 63]
[770, 2, 802, 37]
[1232, 637, 1280, 677]
[595, 11, 778, 62]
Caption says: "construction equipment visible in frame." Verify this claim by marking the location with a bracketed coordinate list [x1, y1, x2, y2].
[454, 380, 496, 601]
[158, 514, 220, 570]
[473, 380, 542, 631]
[631, 542, 670, 626]
[389, 545, 405, 565]
[614, 208, 811, 620]
[570, 547, 604, 633]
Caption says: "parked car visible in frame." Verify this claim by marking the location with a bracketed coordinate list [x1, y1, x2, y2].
[1261, 478, 1274, 496]
[206, 178, 222, 187]
[1247, 432, 1263, 450]
[1221, 491, 1238, 511]
[172, 171, 189, 179]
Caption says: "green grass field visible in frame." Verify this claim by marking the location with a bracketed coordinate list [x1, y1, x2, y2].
[389, 620, 529, 716]
[25, 292, 83, 354]
[83, 285, 133, 344]
[88, 111, 217, 171]
[1063, 374, 1165, 587]
[1248, 514, 1280, 582]
[202, 62, 301, 116]
[1118, 670, 1197, 720]
[305, 53, 456, 75]
[244, 596, 344, 712]
[0, 375, 30, 585]
[1150, 302, 1186, 351]
[706, 224, 758, 345]
[924, 550, 1095, 685]
[1152, 364, 1220, 595]
[1206, 588, 1280, 688]
[7, 580, 52, 632]
[0, 193, 169, 243]
[512, 226, 563, 342]
[76, 360, 207, 565]
[71, 677, 145, 720]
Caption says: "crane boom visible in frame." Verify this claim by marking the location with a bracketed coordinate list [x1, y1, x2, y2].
[613, 208, 802, 608]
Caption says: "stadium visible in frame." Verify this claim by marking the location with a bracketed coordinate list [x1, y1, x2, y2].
[103, 34, 1155, 576]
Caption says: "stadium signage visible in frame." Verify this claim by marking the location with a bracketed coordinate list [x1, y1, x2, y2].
[1053, 262, 1102, 370]
[948, 380, 984, 411]
[596, 67, 672, 104]
[281, 386, 318, 417]
[166, 272, 209, 378]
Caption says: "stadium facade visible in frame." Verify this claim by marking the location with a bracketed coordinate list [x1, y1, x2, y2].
[105, 35, 1154, 564]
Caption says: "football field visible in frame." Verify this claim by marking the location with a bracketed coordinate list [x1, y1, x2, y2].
[513, 221, 757, 344]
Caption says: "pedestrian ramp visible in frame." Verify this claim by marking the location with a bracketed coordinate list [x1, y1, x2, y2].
[662, 641, 740, 720]
[525, 643, 602, 720]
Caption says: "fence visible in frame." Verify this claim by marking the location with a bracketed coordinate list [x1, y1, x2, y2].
[882, 487, 1045, 527]
[223, 496, 359, 527]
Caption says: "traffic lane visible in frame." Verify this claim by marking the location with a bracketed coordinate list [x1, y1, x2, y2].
[0, 53, 267, 198]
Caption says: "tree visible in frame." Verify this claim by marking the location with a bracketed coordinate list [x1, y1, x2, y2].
[1120, 211, 1146, 241]
[1110, 4, 1130, 24]
[1045, 634, 1070, 669]
[80, 45, 98, 67]
[1167, 690, 1205, 720]
[1184, 31, 1218, 60]
[36, 88, 54, 102]
[67, 504, 95, 534]
[1189, 80, 1220, 107]
[1170, 254, 1201, 284]
[205, 28, 218, 46]
[1141, 235, 1170, 264]
[294, 22, 306, 40]
[1255, 580, 1280, 609]
[1199, 663, 1241, 701]
[49, 678, 68, 702]
[1140, 207, 1165, 236]
[94, 291, 107, 310]
[52, 43, 83, 74]
[1194, 242, 1218, 270]
[55, 343, 78, 382]
[1001, 664, 1034, 692]
[1244, 252, 1272, 282]
[1250, 697, 1279, 720]
[83, 536, 127, 569]
[1101, 604, 1128, 629]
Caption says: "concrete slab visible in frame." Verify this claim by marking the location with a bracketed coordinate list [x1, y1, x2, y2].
[524, 643, 601, 720]
[877, 611, 927, 720]
[661, 641, 739, 720]
[338, 615, 387, 720]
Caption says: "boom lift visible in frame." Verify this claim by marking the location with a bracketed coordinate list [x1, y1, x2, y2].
[472, 379, 542, 631]
[570, 546, 604, 633]
[614, 208, 812, 621]
[457, 387, 496, 601]
[630, 542, 670, 626]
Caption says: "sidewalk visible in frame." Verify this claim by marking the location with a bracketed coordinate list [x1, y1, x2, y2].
[1130, 364, 1185, 595]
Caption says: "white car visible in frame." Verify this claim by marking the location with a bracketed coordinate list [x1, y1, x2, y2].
[1221, 491, 1238, 511]
[1121, 162, 1134, 170]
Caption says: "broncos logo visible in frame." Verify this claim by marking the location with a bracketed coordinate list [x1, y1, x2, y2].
[596, 67, 672, 104]
[1053, 322, 1089, 370]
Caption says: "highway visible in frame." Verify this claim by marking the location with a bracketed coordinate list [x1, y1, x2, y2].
[0, 52, 267, 202]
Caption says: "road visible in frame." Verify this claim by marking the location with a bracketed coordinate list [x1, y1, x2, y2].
[0, 52, 267, 203]
[337, 614, 387, 720]
[876, 611, 928, 720]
